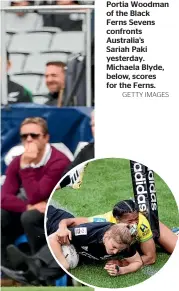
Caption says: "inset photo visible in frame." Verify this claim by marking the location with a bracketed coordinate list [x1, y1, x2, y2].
[45, 158, 179, 288]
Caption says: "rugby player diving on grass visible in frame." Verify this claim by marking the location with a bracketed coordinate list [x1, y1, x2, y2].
[47, 206, 143, 276]
[54, 199, 178, 267]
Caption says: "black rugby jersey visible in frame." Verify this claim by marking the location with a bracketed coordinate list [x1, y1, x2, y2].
[69, 222, 136, 261]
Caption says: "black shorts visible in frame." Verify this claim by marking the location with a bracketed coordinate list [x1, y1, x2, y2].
[46, 205, 74, 235]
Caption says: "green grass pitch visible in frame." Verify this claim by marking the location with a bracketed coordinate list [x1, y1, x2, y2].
[50, 158, 179, 288]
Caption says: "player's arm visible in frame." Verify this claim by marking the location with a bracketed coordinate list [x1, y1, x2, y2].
[140, 238, 156, 265]
[158, 221, 178, 253]
[104, 250, 143, 276]
[138, 214, 156, 265]
[59, 217, 89, 229]
[48, 232, 70, 270]
[57, 217, 89, 244]
[118, 251, 143, 275]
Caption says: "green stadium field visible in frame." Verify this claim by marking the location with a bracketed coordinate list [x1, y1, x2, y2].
[50, 158, 179, 288]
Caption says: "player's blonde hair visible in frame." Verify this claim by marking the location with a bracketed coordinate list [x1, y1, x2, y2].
[108, 223, 134, 245]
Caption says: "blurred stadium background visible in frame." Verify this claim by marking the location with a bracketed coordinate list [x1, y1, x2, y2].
[1, 0, 94, 288]
[1, 0, 95, 175]
[1, 0, 94, 106]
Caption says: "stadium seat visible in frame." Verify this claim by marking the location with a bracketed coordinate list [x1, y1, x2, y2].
[28, 27, 62, 33]
[55, 275, 67, 286]
[50, 32, 85, 53]
[24, 52, 69, 74]
[6, 33, 12, 48]
[73, 141, 89, 158]
[6, 13, 40, 33]
[8, 32, 52, 54]
[34, 0, 43, 4]
[80, 0, 95, 3]
[1, 0, 10, 6]
[0, 175, 6, 186]
[14, 234, 30, 257]
[51, 143, 74, 162]
[4, 145, 24, 166]
[0, 33, 12, 50]
[33, 95, 49, 105]
[6, 33, 10, 46]
[11, 73, 42, 95]
[8, 53, 27, 75]
[37, 76, 49, 95]
[1, 144, 24, 185]
[14, 234, 28, 246]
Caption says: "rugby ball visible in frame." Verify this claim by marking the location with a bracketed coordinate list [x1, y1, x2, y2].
[61, 244, 79, 269]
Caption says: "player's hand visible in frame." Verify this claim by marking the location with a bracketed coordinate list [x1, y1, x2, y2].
[56, 228, 72, 245]
[106, 259, 120, 266]
[104, 263, 121, 276]
[20, 143, 39, 167]
[106, 259, 129, 267]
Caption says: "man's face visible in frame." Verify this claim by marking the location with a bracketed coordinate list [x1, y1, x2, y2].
[56, 1, 75, 5]
[45, 65, 65, 94]
[20, 123, 49, 152]
[12, 1, 30, 16]
[116, 212, 139, 225]
[104, 236, 126, 255]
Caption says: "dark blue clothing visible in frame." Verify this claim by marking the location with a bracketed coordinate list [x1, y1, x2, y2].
[70, 222, 112, 261]
[47, 206, 137, 262]
[47, 205, 74, 235]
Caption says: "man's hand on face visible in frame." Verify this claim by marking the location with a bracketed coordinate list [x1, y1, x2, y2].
[20, 143, 39, 168]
